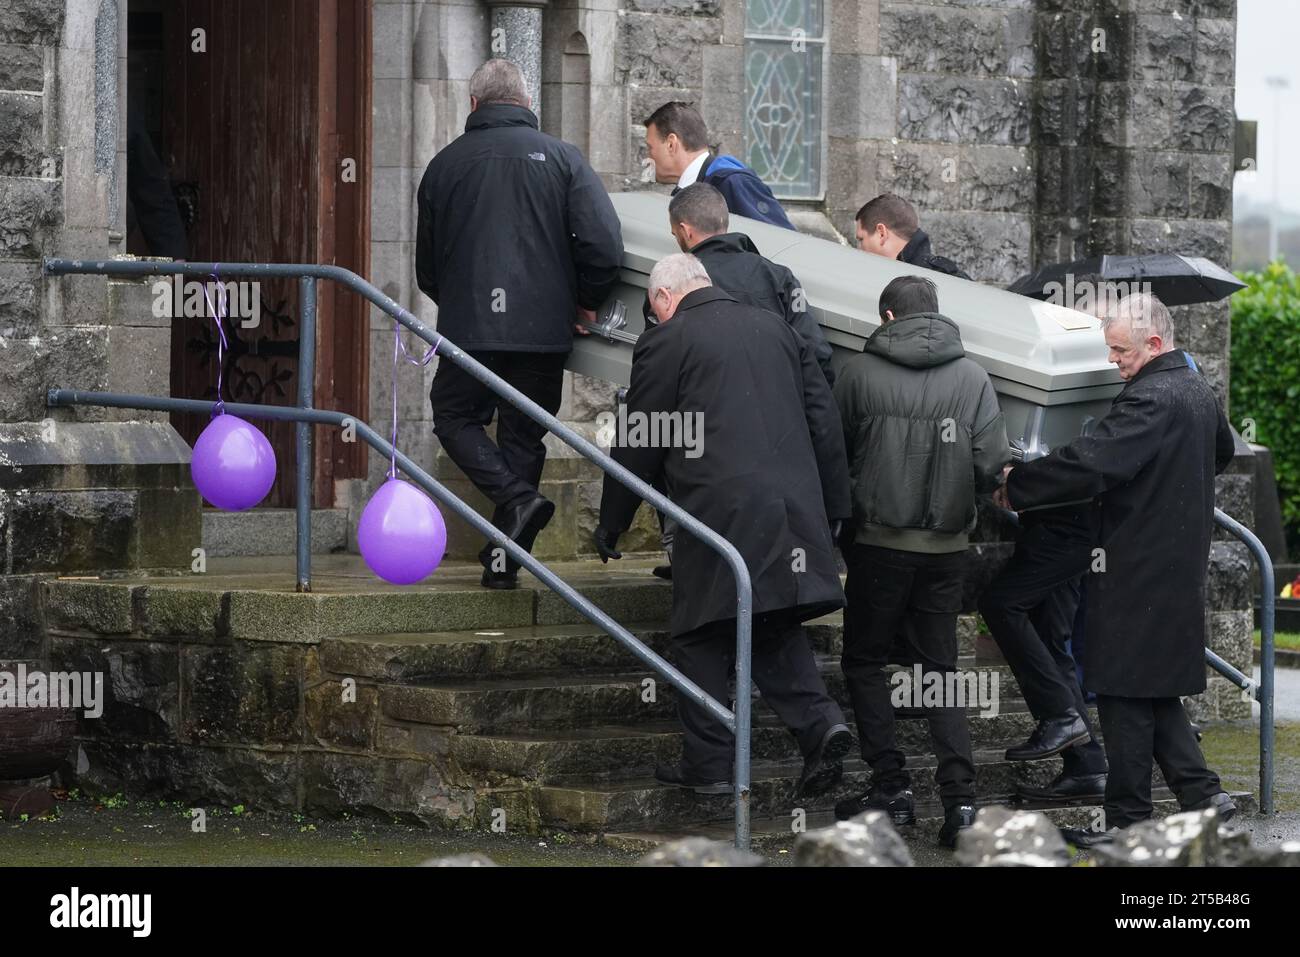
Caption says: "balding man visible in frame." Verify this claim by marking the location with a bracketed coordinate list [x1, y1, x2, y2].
[417, 58, 623, 589]
[594, 253, 853, 797]
[998, 293, 1237, 837]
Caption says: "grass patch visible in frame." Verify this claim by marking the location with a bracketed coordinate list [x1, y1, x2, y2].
[1253, 629, 1300, 650]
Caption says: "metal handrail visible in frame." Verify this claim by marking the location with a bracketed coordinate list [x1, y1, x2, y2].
[998, 504, 1276, 815]
[42, 257, 756, 848]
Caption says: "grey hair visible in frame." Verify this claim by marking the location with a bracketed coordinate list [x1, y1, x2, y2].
[648, 253, 711, 299]
[1101, 292, 1176, 348]
[469, 59, 529, 107]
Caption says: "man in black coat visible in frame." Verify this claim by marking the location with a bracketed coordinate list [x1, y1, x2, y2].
[855, 194, 971, 280]
[998, 293, 1237, 832]
[658, 183, 834, 385]
[416, 59, 623, 589]
[594, 253, 854, 797]
[642, 183, 836, 582]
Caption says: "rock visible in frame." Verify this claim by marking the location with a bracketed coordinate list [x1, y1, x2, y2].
[637, 837, 765, 867]
[420, 853, 498, 867]
[1091, 808, 1243, 867]
[793, 811, 914, 867]
[954, 806, 1071, 867]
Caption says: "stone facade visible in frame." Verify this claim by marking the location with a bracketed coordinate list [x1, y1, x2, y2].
[0, 0, 199, 684]
[0, 0, 1258, 751]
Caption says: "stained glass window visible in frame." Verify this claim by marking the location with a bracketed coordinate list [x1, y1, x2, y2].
[744, 0, 825, 199]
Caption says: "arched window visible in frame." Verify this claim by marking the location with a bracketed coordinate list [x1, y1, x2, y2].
[743, 0, 825, 200]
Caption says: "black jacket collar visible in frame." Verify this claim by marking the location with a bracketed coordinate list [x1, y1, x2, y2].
[689, 232, 762, 257]
[465, 102, 540, 133]
[1131, 349, 1191, 383]
[674, 285, 737, 316]
[898, 229, 934, 265]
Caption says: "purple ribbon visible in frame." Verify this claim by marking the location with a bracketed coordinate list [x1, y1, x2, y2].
[389, 324, 441, 479]
[199, 266, 230, 416]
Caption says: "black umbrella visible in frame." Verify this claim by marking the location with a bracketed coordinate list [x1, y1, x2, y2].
[1007, 254, 1245, 307]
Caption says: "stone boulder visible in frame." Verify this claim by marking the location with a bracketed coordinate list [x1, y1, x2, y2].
[955, 806, 1072, 867]
[637, 837, 765, 867]
[793, 811, 914, 867]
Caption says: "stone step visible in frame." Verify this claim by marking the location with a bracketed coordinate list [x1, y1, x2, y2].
[201, 508, 350, 557]
[381, 654, 1023, 734]
[532, 751, 1077, 831]
[449, 707, 1053, 782]
[600, 790, 1261, 856]
[42, 565, 678, 642]
[320, 614, 982, 680]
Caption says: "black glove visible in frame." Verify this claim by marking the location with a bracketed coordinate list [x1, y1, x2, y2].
[593, 526, 622, 563]
[833, 519, 855, 553]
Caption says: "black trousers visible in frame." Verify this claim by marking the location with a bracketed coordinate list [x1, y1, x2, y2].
[1095, 695, 1222, 828]
[842, 544, 976, 810]
[674, 617, 845, 781]
[429, 350, 567, 509]
[977, 515, 1107, 776]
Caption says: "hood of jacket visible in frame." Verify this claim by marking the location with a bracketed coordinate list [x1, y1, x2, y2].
[704, 154, 747, 177]
[863, 312, 965, 369]
[690, 231, 763, 257]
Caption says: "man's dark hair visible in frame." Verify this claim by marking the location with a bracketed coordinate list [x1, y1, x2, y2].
[879, 275, 939, 321]
[856, 194, 920, 240]
[669, 183, 729, 237]
[644, 101, 710, 152]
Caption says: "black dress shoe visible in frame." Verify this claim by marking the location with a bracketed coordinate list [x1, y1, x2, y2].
[1017, 771, 1107, 803]
[652, 564, 673, 580]
[1060, 825, 1120, 848]
[480, 568, 518, 590]
[1183, 791, 1236, 822]
[1005, 713, 1090, 762]
[834, 785, 916, 825]
[938, 804, 977, 848]
[478, 494, 556, 572]
[654, 763, 731, 795]
[796, 723, 854, 798]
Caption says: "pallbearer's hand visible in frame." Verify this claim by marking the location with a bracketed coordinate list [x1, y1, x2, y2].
[593, 526, 622, 563]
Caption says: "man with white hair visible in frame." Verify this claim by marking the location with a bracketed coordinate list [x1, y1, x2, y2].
[594, 253, 855, 797]
[417, 58, 623, 589]
[997, 293, 1238, 837]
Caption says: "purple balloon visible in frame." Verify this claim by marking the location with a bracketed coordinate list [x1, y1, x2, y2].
[358, 478, 447, 585]
[191, 413, 277, 511]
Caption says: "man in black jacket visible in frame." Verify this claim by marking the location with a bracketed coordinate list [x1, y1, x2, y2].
[416, 59, 623, 589]
[855, 194, 971, 280]
[594, 253, 854, 797]
[643, 184, 835, 582]
[661, 183, 834, 385]
[833, 276, 1009, 847]
[999, 294, 1237, 835]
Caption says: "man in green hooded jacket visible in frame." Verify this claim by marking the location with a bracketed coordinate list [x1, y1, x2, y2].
[832, 275, 1009, 847]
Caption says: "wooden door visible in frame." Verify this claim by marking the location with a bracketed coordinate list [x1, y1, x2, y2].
[143, 0, 371, 508]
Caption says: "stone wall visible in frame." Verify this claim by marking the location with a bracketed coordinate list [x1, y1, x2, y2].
[0, 0, 199, 672]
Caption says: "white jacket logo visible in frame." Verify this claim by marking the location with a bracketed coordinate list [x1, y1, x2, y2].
[529, 151, 546, 161]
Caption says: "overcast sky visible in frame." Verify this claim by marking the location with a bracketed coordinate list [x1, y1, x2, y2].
[1234, 0, 1299, 215]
